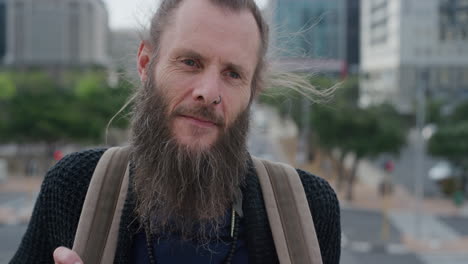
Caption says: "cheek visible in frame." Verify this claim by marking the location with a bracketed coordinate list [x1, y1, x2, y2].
[155, 71, 190, 111]
[224, 88, 251, 123]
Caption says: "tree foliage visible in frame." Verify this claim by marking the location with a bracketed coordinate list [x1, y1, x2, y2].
[260, 75, 408, 200]
[0, 73, 16, 100]
[429, 121, 468, 162]
[428, 100, 468, 194]
[0, 70, 132, 144]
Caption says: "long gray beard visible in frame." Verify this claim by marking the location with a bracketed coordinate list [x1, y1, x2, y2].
[130, 75, 250, 242]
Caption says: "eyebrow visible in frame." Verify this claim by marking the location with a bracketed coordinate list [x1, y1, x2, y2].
[225, 62, 247, 77]
[175, 49, 204, 61]
[174, 48, 249, 77]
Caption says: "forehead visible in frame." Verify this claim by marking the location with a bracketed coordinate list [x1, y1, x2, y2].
[159, 0, 261, 73]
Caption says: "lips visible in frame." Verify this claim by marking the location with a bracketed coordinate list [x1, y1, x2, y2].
[172, 105, 225, 127]
[180, 115, 218, 127]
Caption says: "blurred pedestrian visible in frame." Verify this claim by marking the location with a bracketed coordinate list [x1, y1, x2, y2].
[379, 159, 394, 197]
[53, 150, 63, 162]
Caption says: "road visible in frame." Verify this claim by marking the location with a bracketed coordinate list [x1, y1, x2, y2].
[0, 224, 27, 263]
[3, 210, 467, 264]
[340, 208, 423, 264]
[2, 108, 468, 263]
[340, 207, 468, 264]
[342, 249, 424, 264]
[376, 130, 442, 197]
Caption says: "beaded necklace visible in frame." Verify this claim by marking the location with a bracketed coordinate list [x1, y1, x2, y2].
[144, 207, 239, 264]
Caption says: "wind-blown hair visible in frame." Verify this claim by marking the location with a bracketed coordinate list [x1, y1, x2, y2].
[106, 0, 331, 138]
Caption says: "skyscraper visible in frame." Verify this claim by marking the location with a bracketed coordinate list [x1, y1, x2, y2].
[274, 0, 346, 59]
[3, 0, 109, 68]
[346, 0, 360, 74]
[0, 0, 6, 62]
[360, 0, 468, 113]
[268, 0, 348, 74]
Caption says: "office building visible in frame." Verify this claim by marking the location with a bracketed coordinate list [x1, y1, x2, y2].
[0, 0, 6, 62]
[2, 0, 109, 68]
[268, 0, 348, 74]
[360, 0, 468, 113]
[346, 0, 360, 74]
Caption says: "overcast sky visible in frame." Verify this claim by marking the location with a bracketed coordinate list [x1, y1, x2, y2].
[103, 0, 269, 30]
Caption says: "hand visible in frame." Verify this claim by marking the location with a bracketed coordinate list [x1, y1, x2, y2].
[53, 247, 83, 264]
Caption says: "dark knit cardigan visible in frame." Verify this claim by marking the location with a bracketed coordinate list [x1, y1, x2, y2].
[10, 148, 341, 264]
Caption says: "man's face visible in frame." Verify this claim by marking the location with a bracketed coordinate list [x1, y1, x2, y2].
[145, 0, 261, 150]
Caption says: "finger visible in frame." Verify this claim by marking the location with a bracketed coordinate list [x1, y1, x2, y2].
[53, 247, 83, 264]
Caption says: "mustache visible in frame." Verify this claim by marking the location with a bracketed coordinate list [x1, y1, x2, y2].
[171, 104, 226, 127]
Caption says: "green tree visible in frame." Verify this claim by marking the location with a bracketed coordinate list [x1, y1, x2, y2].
[0, 73, 16, 100]
[428, 101, 468, 195]
[311, 102, 406, 200]
[427, 99, 444, 124]
[0, 73, 16, 139]
[342, 104, 405, 200]
[260, 75, 407, 200]
[450, 101, 468, 123]
[0, 70, 132, 145]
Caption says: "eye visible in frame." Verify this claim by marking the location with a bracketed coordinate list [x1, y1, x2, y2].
[227, 71, 241, 79]
[182, 59, 198, 67]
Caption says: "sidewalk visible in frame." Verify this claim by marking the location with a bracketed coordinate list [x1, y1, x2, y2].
[0, 176, 43, 193]
[0, 176, 42, 225]
[2, 134, 467, 256]
[277, 135, 468, 255]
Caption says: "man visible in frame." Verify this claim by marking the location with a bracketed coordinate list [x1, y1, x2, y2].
[11, 0, 341, 263]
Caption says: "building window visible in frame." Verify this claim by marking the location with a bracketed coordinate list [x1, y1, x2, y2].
[0, 2, 5, 60]
[274, 0, 346, 60]
[69, 2, 79, 62]
[14, 2, 25, 61]
[439, 0, 468, 41]
[370, 0, 388, 13]
[369, 0, 389, 45]
[439, 67, 450, 86]
[462, 67, 468, 85]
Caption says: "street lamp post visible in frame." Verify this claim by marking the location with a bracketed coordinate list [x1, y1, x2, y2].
[414, 68, 429, 239]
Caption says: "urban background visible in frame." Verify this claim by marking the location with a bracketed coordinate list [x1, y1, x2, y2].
[1, 0, 468, 263]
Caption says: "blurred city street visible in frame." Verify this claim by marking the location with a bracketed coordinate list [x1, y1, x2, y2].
[1, 105, 468, 263]
[250, 105, 468, 264]
[0, 179, 39, 263]
[0, 224, 26, 263]
[2, 0, 468, 263]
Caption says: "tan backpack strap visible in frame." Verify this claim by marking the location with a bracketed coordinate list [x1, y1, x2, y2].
[101, 163, 129, 263]
[252, 157, 323, 264]
[73, 146, 130, 263]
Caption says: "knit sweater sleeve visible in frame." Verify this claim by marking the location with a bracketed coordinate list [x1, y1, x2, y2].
[9, 149, 105, 264]
[297, 169, 341, 264]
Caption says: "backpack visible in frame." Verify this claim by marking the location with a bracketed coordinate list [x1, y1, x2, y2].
[72, 147, 323, 264]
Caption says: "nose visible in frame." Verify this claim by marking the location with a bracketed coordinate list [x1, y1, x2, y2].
[192, 67, 222, 106]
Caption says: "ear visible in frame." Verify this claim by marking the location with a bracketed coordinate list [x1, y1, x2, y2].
[137, 41, 152, 82]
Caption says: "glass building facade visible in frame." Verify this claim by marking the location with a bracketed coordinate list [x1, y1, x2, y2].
[346, 0, 360, 70]
[272, 0, 347, 60]
[439, 0, 468, 41]
[0, 0, 5, 62]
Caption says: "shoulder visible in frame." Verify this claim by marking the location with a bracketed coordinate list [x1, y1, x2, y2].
[295, 169, 341, 263]
[296, 169, 339, 205]
[41, 148, 107, 195]
[295, 169, 340, 218]
[20, 148, 108, 251]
